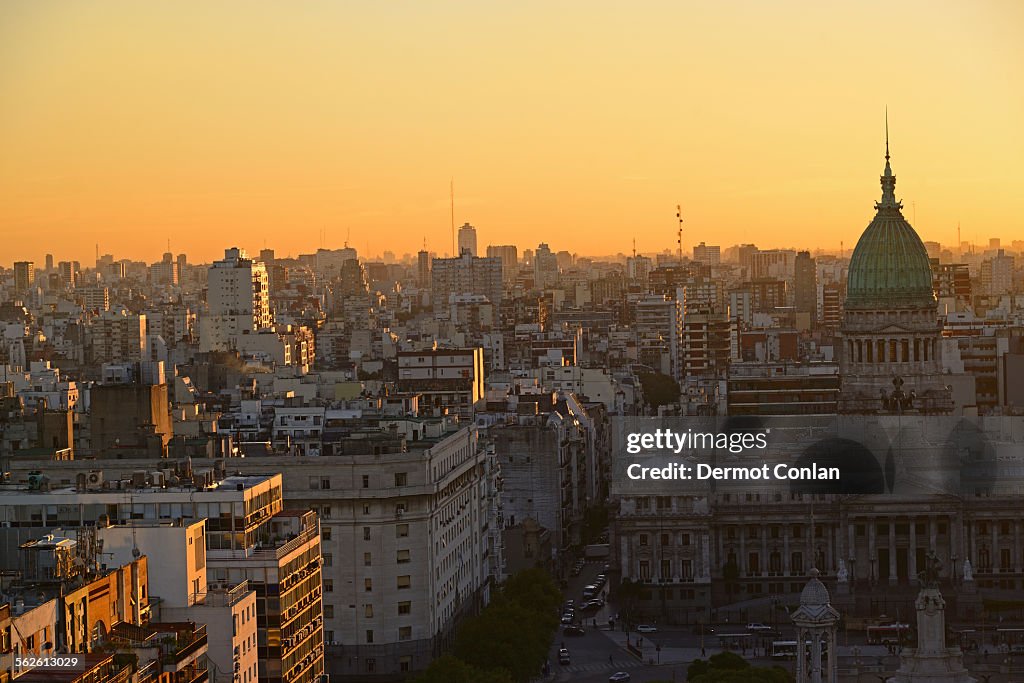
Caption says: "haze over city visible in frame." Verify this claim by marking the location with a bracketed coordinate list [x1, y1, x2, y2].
[3, 0, 1024, 265]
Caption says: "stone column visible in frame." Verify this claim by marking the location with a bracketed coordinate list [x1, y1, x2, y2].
[992, 523, 999, 572]
[762, 527, 768, 577]
[784, 532, 791, 575]
[889, 521, 898, 585]
[1014, 520, 1021, 573]
[929, 516, 937, 555]
[868, 520, 877, 582]
[908, 519, 917, 580]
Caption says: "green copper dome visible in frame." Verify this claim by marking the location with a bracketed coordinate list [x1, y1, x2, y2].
[845, 145, 935, 310]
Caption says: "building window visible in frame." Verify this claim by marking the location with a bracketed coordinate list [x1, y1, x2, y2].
[398, 601, 411, 615]
[321, 478, 331, 490]
[363, 527, 371, 540]
[363, 503, 371, 515]
[660, 533, 670, 546]
[309, 476, 319, 490]
[400, 657, 411, 672]
[324, 579, 333, 592]
[399, 626, 412, 641]
[365, 604, 373, 618]
[395, 472, 408, 487]
[660, 559, 671, 579]
[365, 578, 372, 592]
[364, 552, 372, 566]
[682, 533, 691, 546]
[397, 575, 411, 589]
[366, 630, 374, 644]
[397, 524, 409, 538]
[322, 553, 332, 567]
[322, 527, 332, 541]
[639, 561, 650, 581]
[639, 534, 648, 546]
[362, 475, 369, 488]
[397, 549, 410, 563]
[325, 605, 334, 619]
[320, 505, 331, 519]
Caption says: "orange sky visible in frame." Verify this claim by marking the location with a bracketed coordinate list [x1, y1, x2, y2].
[2, 1, 1023, 265]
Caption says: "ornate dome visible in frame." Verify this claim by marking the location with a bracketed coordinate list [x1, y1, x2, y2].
[799, 568, 831, 607]
[845, 142, 936, 310]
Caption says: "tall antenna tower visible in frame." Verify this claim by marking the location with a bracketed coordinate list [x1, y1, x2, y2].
[676, 204, 684, 264]
[450, 179, 456, 257]
[957, 221, 961, 256]
[632, 238, 637, 258]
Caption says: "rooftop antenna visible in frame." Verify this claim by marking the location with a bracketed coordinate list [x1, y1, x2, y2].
[632, 238, 637, 258]
[957, 221, 961, 256]
[344, 227, 351, 249]
[840, 240, 844, 259]
[676, 204, 683, 264]
[450, 178, 456, 257]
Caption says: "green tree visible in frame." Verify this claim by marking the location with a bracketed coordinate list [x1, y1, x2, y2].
[637, 372, 681, 410]
[412, 655, 514, 683]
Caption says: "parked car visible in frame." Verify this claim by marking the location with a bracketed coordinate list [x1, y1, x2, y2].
[561, 612, 575, 625]
[564, 624, 585, 636]
[609, 673, 632, 682]
[635, 624, 658, 633]
[584, 598, 605, 610]
[558, 648, 571, 665]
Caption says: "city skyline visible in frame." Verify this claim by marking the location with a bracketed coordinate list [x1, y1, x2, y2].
[3, 1, 1024, 264]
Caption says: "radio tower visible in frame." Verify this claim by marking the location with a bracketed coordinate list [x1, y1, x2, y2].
[676, 204, 684, 264]
[450, 179, 456, 257]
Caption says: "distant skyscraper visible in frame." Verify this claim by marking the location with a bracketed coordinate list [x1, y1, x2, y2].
[486, 245, 519, 283]
[259, 248, 275, 264]
[693, 242, 721, 266]
[457, 222, 478, 256]
[417, 249, 431, 288]
[981, 250, 1013, 296]
[44, 254, 54, 272]
[201, 247, 272, 352]
[431, 252, 502, 309]
[150, 252, 179, 286]
[794, 251, 817, 328]
[58, 261, 76, 289]
[533, 243, 558, 289]
[13, 261, 35, 292]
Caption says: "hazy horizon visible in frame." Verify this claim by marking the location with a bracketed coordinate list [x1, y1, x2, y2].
[3, 1, 1023, 265]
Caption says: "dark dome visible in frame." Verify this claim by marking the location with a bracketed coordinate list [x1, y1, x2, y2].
[845, 150, 936, 310]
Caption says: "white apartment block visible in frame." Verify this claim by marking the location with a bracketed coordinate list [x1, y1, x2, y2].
[213, 423, 501, 679]
[201, 247, 273, 352]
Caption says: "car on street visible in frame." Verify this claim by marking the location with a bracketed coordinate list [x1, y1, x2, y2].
[584, 598, 604, 610]
[609, 672, 632, 682]
[558, 648, 571, 665]
[746, 622, 772, 632]
[582, 584, 598, 599]
[635, 624, 658, 633]
[563, 624, 585, 636]
[561, 612, 575, 625]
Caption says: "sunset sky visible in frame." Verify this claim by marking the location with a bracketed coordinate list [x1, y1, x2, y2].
[2, 1, 1023, 265]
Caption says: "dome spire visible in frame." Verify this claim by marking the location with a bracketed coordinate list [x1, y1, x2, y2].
[877, 108, 901, 210]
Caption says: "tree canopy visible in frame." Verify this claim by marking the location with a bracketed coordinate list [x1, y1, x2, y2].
[637, 371, 681, 409]
[687, 652, 792, 682]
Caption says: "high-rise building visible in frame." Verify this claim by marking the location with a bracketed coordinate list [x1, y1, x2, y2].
[13, 261, 35, 292]
[981, 250, 1014, 296]
[693, 242, 721, 266]
[457, 222, 478, 256]
[417, 249, 431, 288]
[397, 348, 485, 419]
[794, 250, 817, 328]
[57, 260, 77, 289]
[150, 251, 179, 285]
[201, 247, 272, 352]
[486, 244, 518, 283]
[90, 310, 148, 364]
[430, 252, 503, 309]
[533, 243, 558, 289]
[44, 253, 54, 272]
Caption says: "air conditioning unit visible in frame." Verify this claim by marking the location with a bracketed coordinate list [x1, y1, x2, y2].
[86, 471, 104, 490]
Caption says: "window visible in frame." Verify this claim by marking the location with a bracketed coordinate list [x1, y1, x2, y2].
[639, 561, 650, 581]
[365, 578, 372, 592]
[397, 575, 411, 589]
[397, 524, 409, 538]
[366, 630, 374, 644]
[639, 534, 648, 546]
[362, 475, 370, 488]
[309, 476, 319, 490]
[660, 559, 671, 579]
[364, 552, 372, 566]
[322, 553, 333, 567]
[324, 605, 334, 619]
[395, 472, 408, 487]
[364, 604, 373, 618]
[324, 579, 333, 592]
[399, 657, 411, 672]
[661, 533, 670, 546]
[363, 503, 371, 515]
[322, 527, 332, 541]
[320, 505, 332, 519]
[363, 527, 371, 540]
[321, 478, 331, 490]
[398, 601, 411, 615]
[682, 533, 691, 546]
[399, 626, 412, 641]
[397, 549, 410, 563]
